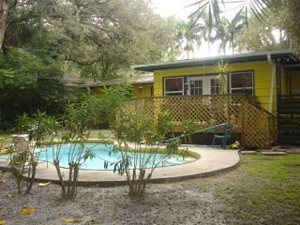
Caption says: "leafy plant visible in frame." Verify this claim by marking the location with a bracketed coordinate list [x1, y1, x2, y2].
[51, 93, 97, 200]
[9, 135, 33, 193]
[215, 60, 231, 94]
[9, 140, 36, 195]
[10, 92, 97, 200]
[109, 109, 185, 199]
[9, 111, 59, 195]
[180, 119, 199, 144]
[98, 83, 132, 126]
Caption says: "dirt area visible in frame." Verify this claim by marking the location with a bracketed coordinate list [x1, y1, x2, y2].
[1, 147, 300, 225]
[0, 173, 230, 225]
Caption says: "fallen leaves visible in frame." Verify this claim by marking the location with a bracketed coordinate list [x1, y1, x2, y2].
[60, 217, 82, 223]
[6, 192, 20, 198]
[0, 217, 5, 225]
[38, 181, 51, 187]
[20, 207, 35, 215]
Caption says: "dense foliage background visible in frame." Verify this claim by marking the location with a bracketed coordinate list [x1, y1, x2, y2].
[0, 0, 300, 131]
[0, 0, 178, 131]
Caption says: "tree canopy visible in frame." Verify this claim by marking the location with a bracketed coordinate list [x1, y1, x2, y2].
[188, 0, 300, 54]
[0, 0, 178, 131]
[1, 0, 178, 80]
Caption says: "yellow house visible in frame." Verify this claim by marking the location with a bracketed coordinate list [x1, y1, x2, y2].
[78, 73, 154, 98]
[132, 51, 300, 147]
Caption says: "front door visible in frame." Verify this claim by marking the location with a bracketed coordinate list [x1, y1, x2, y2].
[188, 76, 219, 96]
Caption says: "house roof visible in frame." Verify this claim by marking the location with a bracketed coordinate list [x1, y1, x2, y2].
[77, 73, 154, 88]
[132, 50, 300, 72]
[284, 64, 300, 71]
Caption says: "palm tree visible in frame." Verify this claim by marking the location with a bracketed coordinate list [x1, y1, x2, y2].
[189, 11, 217, 54]
[187, 0, 300, 55]
[215, 60, 231, 94]
[176, 20, 202, 58]
[186, 0, 272, 53]
[188, 0, 273, 26]
[214, 9, 246, 54]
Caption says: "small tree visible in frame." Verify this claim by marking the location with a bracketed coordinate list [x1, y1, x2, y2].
[9, 111, 56, 194]
[9, 137, 36, 195]
[109, 109, 185, 199]
[10, 92, 97, 200]
[51, 94, 96, 200]
[214, 60, 232, 124]
[215, 60, 231, 95]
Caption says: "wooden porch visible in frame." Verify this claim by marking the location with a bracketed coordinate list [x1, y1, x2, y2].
[124, 95, 277, 148]
[277, 94, 300, 145]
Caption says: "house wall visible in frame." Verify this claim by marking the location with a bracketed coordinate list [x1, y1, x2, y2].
[153, 60, 279, 114]
[131, 83, 153, 98]
[88, 83, 153, 99]
[90, 87, 102, 96]
[286, 71, 300, 94]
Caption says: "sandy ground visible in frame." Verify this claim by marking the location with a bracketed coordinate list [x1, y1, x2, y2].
[0, 172, 231, 225]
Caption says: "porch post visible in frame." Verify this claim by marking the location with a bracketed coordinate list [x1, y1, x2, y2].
[276, 61, 282, 145]
[268, 54, 276, 113]
[276, 61, 282, 96]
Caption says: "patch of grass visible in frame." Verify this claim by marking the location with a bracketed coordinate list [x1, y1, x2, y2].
[0, 133, 13, 150]
[193, 154, 300, 225]
[90, 129, 113, 139]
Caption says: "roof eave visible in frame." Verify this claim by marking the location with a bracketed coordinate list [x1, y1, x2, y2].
[132, 51, 300, 72]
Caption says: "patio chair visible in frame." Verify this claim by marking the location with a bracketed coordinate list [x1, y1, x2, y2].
[212, 123, 234, 149]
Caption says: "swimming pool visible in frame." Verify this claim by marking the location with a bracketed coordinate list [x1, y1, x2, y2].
[36, 142, 196, 170]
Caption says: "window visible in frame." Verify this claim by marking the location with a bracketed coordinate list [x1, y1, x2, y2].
[230, 72, 253, 94]
[210, 79, 220, 95]
[190, 79, 203, 95]
[164, 77, 184, 96]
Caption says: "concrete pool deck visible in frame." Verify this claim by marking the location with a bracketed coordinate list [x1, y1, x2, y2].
[0, 145, 240, 186]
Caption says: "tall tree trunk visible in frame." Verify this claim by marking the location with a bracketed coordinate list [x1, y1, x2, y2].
[0, 0, 8, 50]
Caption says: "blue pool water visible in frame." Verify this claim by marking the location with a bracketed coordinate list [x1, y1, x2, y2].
[36, 142, 196, 170]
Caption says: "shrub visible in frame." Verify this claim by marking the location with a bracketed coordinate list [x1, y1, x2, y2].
[109, 109, 186, 199]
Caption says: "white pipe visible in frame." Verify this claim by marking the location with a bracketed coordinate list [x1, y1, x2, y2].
[267, 54, 276, 114]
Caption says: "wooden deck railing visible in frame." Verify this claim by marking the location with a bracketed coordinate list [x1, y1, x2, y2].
[123, 95, 276, 148]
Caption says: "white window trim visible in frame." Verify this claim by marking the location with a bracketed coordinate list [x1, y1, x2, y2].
[164, 77, 184, 96]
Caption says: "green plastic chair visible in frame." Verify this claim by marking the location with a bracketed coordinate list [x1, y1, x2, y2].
[212, 123, 234, 149]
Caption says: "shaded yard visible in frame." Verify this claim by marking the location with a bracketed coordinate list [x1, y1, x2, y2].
[193, 154, 300, 225]
[0, 153, 299, 224]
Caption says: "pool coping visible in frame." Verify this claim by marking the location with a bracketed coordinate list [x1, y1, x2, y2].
[0, 145, 240, 187]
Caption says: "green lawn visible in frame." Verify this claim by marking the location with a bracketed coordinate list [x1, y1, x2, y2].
[193, 154, 300, 225]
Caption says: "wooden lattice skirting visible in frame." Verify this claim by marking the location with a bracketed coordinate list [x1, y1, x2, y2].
[122, 95, 277, 148]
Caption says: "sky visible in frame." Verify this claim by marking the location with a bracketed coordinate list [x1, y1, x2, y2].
[151, 0, 193, 20]
[150, 0, 263, 58]
[151, 0, 248, 20]
[151, 0, 221, 58]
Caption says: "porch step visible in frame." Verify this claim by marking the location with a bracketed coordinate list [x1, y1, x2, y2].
[261, 151, 287, 155]
[278, 134, 300, 145]
[240, 150, 257, 154]
[278, 96, 300, 114]
[278, 109, 300, 114]
[277, 95, 300, 145]
[278, 128, 300, 134]
[278, 117, 300, 126]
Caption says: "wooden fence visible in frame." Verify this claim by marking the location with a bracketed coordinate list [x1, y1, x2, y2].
[123, 95, 277, 148]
